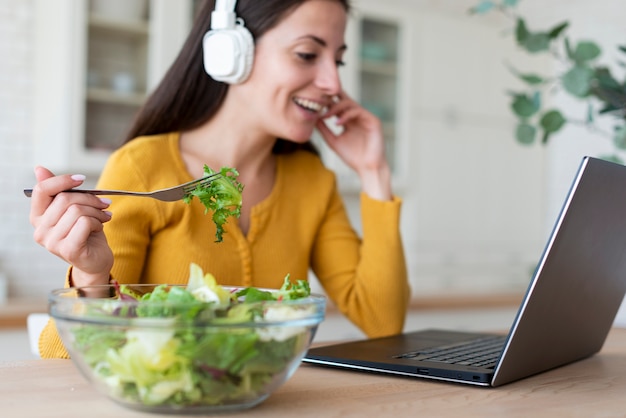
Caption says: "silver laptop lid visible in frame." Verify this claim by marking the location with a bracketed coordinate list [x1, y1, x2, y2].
[493, 156, 626, 386]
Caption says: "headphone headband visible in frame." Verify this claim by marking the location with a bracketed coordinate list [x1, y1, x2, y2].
[211, 0, 237, 30]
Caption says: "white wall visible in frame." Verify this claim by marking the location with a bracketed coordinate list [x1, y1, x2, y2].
[0, 0, 69, 300]
[404, 6, 547, 296]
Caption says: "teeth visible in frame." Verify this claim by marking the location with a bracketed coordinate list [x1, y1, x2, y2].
[294, 98, 323, 113]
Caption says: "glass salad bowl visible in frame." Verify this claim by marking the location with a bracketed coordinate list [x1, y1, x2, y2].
[49, 275, 325, 414]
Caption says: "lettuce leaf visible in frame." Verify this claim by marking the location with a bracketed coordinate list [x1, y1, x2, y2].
[183, 166, 244, 243]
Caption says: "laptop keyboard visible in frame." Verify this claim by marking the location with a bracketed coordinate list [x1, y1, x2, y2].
[393, 335, 506, 368]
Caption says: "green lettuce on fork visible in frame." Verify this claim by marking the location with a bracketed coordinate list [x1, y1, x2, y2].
[183, 165, 244, 242]
[70, 263, 316, 407]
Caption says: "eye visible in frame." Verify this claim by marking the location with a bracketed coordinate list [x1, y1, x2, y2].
[297, 52, 317, 62]
[336, 60, 346, 67]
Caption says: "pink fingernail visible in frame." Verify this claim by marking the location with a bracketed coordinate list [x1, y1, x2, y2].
[100, 198, 112, 205]
[71, 174, 86, 181]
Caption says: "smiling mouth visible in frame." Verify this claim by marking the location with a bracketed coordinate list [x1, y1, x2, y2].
[293, 97, 325, 115]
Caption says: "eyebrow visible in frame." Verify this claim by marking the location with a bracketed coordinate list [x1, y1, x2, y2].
[299, 35, 348, 52]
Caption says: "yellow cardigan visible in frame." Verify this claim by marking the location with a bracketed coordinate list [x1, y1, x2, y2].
[40, 133, 410, 358]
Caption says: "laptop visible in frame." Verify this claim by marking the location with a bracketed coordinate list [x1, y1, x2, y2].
[304, 156, 626, 387]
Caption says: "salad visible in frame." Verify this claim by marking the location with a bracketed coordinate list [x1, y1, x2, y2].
[68, 263, 321, 409]
[183, 165, 244, 242]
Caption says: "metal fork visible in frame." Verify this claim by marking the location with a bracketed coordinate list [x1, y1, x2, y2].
[23, 173, 222, 202]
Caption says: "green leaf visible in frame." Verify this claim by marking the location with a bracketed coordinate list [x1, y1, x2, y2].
[190, 331, 259, 375]
[518, 73, 545, 85]
[523, 33, 551, 53]
[532, 90, 541, 109]
[515, 18, 529, 45]
[235, 287, 275, 303]
[586, 103, 594, 124]
[501, 0, 519, 6]
[618, 45, 626, 54]
[512, 20, 552, 53]
[468, 0, 496, 14]
[548, 21, 569, 39]
[594, 67, 621, 89]
[597, 102, 621, 114]
[561, 66, 593, 98]
[510, 92, 541, 118]
[565, 38, 574, 61]
[540, 110, 566, 134]
[276, 275, 311, 301]
[507, 63, 546, 85]
[515, 122, 537, 145]
[613, 124, 626, 150]
[183, 166, 244, 243]
[592, 85, 626, 110]
[571, 41, 601, 63]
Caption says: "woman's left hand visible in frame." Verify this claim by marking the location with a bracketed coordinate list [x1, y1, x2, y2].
[316, 91, 392, 200]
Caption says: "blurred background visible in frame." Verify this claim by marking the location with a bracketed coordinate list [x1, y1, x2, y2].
[1, 0, 625, 357]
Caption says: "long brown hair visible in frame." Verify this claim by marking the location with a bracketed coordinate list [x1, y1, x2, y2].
[124, 0, 351, 155]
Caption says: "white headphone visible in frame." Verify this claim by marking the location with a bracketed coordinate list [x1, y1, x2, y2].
[202, 0, 254, 84]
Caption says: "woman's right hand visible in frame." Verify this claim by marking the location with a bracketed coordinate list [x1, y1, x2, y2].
[29, 166, 114, 286]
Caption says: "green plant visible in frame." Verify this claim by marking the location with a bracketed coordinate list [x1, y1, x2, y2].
[470, 0, 626, 163]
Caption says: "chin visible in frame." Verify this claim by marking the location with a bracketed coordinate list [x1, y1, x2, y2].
[283, 127, 316, 143]
[289, 135, 314, 143]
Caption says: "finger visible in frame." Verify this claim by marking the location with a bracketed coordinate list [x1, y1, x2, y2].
[31, 173, 87, 200]
[48, 193, 112, 219]
[333, 106, 363, 126]
[35, 202, 111, 251]
[57, 215, 107, 262]
[326, 98, 371, 127]
[32, 194, 111, 241]
[323, 96, 354, 119]
[29, 169, 88, 220]
[32, 166, 86, 195]
[316, 120, 341, 152]
[34, 166, 55, 182]
[29, 167, 57, 222]
[54, 203, 112, 238]
[316, 119, 333, 142]
[31, 189, 110, 230]
[333, 90, 352, 103]
[35, 202, 112, 249]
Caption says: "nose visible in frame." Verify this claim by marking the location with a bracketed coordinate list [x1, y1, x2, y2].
[315, 59, 342, 96]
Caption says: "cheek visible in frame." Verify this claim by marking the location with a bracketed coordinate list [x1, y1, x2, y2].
[250, 51, 305, 93]
[249, 46, 286, 83]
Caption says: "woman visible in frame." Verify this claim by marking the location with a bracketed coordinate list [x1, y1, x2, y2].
[29, 0, 410, 358]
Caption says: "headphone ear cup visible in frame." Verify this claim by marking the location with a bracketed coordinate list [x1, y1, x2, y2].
[202, 25, 254, 84]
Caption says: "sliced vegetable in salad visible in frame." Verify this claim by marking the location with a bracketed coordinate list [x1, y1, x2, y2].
[69, 263, 319, 408]
[183, 165, 244, 242]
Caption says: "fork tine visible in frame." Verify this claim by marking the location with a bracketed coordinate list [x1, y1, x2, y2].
[183, 172, 221, 187]
[182, 172, 222, 192]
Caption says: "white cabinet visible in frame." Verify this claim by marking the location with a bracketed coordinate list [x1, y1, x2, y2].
[84, 5, 150, 152]
[33, 0, 193, 174]
[359, 18, 400, 166]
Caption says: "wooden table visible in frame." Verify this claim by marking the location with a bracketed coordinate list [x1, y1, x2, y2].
[3, 328, 626, 417]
